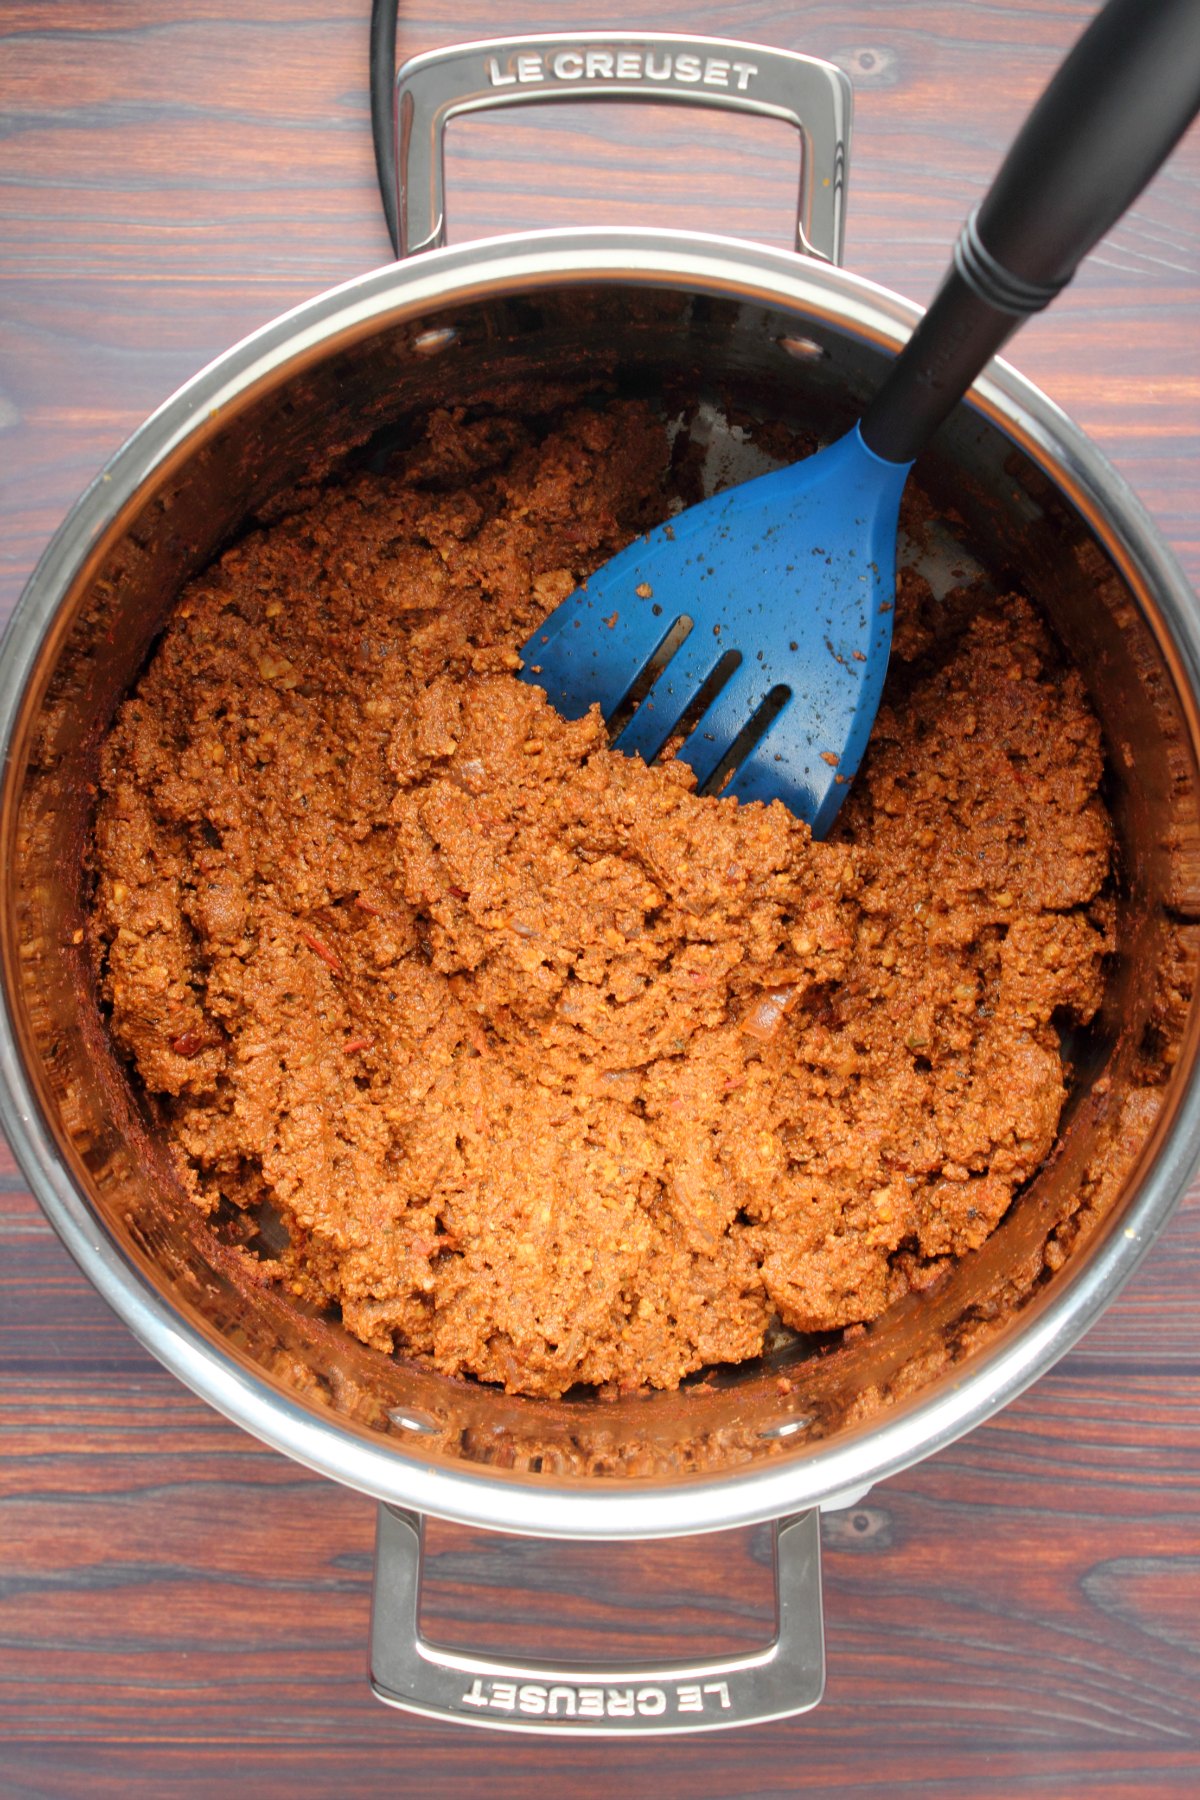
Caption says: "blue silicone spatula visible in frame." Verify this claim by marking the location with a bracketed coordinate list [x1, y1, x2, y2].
[521, 0, 1200, 835]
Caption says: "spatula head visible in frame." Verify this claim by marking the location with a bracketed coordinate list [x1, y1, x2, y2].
[518, 426, 912, 836]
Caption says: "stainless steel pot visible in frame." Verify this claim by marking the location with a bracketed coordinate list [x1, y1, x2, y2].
[3, 34, 1200, 1735]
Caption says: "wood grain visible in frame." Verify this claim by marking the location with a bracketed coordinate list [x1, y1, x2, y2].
[2, 3, 1199, 1794]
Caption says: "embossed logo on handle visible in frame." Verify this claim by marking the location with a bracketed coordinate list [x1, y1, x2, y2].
[460, 1677, 733, 1718]
[483, 46, 760, 93]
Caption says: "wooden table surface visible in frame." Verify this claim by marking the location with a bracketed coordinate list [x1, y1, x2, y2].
[3, 3, 1200, 1794]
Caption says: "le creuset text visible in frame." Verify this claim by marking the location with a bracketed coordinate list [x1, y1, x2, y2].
[485, 48, 761, 93]
[461, 1677, 735, 1719]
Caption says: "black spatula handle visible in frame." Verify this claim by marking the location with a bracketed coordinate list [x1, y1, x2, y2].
[860, 0, 1200, 465]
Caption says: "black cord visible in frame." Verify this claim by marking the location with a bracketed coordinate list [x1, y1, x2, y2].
[369, 0, 400, 256]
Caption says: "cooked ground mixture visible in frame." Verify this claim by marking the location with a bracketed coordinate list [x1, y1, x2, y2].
[90, 398, 1114, 1397]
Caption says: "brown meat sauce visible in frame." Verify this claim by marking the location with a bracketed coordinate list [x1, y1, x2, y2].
[90, 399, 1115, 1397]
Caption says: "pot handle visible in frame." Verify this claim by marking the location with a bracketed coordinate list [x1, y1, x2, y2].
[369, 1505, 824, 1735]
[386, 33, 852, 263]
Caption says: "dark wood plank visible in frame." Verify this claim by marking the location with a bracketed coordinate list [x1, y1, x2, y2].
[3, 2, 1200, 1793]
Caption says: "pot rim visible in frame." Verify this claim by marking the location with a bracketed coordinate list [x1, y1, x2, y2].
[3, 226, 1199, 1539]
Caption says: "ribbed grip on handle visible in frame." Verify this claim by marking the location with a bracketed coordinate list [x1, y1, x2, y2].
[861, 0, 1200, 464]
